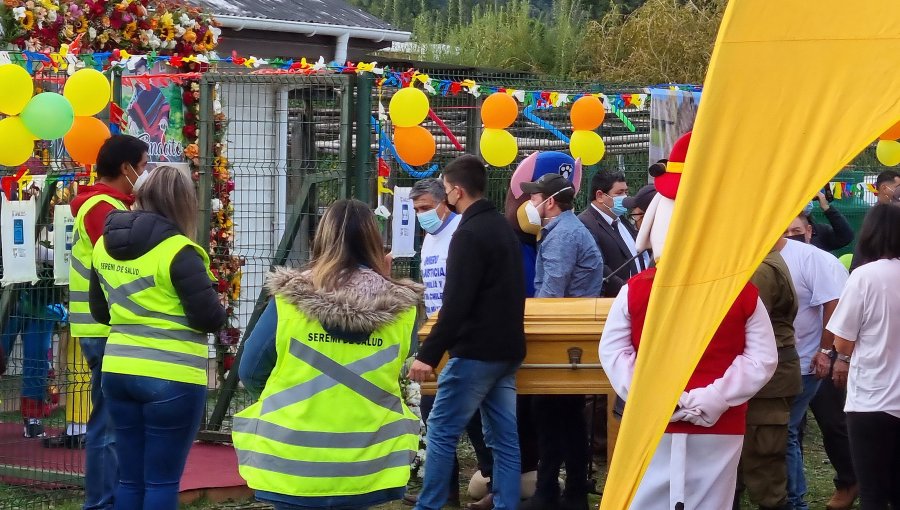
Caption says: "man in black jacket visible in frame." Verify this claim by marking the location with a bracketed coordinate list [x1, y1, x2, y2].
[808, 192, 854, 252]
[578, 171, 650, 297]
[409, 154, 526, 510]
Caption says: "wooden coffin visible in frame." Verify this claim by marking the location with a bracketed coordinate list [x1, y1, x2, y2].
[417, 298, 620, 463]
[418, 298, 615, 395]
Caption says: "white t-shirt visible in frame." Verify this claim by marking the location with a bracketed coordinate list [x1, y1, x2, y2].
[779, 239, 848, 375]
[827, 258, 900, 417]
[420, 214, 461, 317]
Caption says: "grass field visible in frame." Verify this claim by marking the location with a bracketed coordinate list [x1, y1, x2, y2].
[0, 418, 847, 510]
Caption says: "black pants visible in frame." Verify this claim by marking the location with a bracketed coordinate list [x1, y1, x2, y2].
[809, 365, 857, 489]
[532, 395, 589, 500]
[420, 394, 494, 494]
[846, 412, 900, 509]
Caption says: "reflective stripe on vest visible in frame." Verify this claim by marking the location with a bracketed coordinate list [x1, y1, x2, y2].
[233, 297, 419, 497]
[95, 234, 214, 386]
[68, 195, 127, 338]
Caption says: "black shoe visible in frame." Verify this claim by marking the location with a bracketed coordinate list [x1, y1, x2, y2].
[42, 434, 86, 449]
[23, 419, 45, 438]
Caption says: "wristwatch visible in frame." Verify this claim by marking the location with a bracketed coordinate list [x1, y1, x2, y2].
[819, 348, 834, 356]
[836, 353, 852, 363]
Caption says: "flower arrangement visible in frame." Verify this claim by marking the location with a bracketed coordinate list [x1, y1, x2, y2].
[182, 79, 243, 383]
[401, 365, 427, 479]
[0, 0, 219, 55]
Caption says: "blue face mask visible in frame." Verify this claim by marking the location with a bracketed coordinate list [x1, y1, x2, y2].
[417, 208, 443, 234]
[611, 196, 628, 217]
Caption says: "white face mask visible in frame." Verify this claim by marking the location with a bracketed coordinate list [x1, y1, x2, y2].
[524, 201, 543, 227]
[525, 186, 574, 227]
[126, 165, 150, 192]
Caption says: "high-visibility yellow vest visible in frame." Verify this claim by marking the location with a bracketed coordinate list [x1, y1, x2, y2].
[93, 234, 215, 386]
[69, 195, 127, 338]
[232, 296, 419, 498]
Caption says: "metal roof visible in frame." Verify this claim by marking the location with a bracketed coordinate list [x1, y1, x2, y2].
[192, 0, 401, 32]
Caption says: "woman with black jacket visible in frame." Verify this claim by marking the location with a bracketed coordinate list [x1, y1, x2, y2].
[89, 166, 225, 510]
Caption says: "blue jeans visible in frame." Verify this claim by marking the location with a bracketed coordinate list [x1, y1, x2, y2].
[787, 374, 821, 510]
[80, 337, 118, 510]
[102, 373, 206, 510]
[415, 358, 521, 510]
[2, 315, 53, 402]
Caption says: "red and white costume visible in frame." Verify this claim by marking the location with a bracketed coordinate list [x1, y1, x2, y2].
[599, 132, 778, 510]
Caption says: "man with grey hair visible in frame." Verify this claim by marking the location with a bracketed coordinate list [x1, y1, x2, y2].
[404, 178, 495, 509]
[409, 178, 460, 317]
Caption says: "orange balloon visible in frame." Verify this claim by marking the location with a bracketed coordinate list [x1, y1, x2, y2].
[570, 96, 605, 131]
[880, 119, 900, 141]
[64, 116, 111, 165]
[394, 126, 436, 166]
[481, 93, 518, 129]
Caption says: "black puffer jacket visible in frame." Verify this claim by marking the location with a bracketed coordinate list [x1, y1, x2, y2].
[89, 210, 226, 333]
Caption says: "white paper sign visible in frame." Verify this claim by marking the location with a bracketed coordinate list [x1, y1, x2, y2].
[0, 194, 38, 286]
[390, 187, 416, 258]
[53, 205, 75, 285]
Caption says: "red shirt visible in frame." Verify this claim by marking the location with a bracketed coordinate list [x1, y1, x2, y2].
[627, 268, 759, 435]
[70, 184, 135, 245]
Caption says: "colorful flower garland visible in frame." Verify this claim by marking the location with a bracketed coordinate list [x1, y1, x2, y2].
[0, 0, 219, 55]
[182, 81, 242, 381]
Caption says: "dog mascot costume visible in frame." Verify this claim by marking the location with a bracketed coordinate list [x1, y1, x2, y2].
[599, 132, 778, 510]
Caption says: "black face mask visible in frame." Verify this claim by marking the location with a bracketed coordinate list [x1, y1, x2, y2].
[446, 188, 459, 214]
[786, 234, 807, 243]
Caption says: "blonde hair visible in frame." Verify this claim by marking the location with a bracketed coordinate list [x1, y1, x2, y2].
[309, 199, 388, 291]
[134, 166, 199, 241]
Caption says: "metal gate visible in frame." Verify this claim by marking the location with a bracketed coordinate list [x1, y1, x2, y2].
[194, 72, 359, 438]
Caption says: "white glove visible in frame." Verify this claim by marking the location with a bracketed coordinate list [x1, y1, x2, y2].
[669, 392, 692, 423]
[678, 385, 730, 427]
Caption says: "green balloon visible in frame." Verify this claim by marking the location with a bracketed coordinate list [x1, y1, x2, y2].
[20, 92, 75, 140]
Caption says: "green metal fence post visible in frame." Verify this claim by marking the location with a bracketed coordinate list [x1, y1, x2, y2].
[354, 73, 373, 204]
[341, 76, 356, 200]
[196, 77, 215, 248]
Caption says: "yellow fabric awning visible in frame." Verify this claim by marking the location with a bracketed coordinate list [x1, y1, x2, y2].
[600, 2, 900, 508]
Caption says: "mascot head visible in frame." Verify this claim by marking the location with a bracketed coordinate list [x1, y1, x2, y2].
[504, 151, 582, 238]
[636, 131, 691, 262]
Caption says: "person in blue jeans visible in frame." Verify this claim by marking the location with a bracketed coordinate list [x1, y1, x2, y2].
[68, 134, 147, 509]
[1, 289, 65, 438]
[89, 167, 225, 509]
[79, 336, 119, 509]
[408, 156, 527, 510]
[786, 375, 822, 510]
[778, 228, 848, 510]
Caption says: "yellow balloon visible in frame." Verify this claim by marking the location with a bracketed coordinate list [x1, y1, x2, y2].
[480, 128, 518, 167]
[570, 130, 606, 166]
[876, 139, 900, 167]
[0, 64, 34, 116]
[389, 87, 430, 128]
[64, 69, 111, 117]
[0, 117, 36, 167]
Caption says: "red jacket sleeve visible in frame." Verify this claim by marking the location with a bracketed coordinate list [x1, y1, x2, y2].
[84, 202, 116, 245]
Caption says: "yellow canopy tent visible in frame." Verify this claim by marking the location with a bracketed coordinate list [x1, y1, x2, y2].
[601, 1, 900, 508]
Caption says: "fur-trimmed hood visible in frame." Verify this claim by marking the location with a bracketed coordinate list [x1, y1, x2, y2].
[265, 267, 423, 334]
